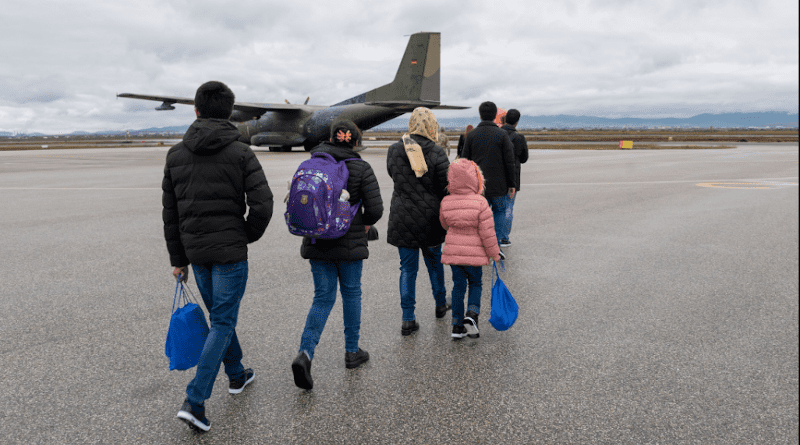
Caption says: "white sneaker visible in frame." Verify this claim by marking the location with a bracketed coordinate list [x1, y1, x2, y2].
[464, 317, 480, 338]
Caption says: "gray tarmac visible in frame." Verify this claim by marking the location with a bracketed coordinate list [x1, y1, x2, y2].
[0, 142, 797, 444]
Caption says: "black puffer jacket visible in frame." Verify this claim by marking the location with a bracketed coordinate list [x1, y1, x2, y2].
[163, 118, 274, 267]
[300, 143, 383, 261]
[462, 121, 516, 197]
[386, 134, 450, 248]
[501, 124, 529, 191]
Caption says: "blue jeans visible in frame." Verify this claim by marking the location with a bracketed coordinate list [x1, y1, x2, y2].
[186, 261, 248, 407]
[398, 246, 447, 320]
[505, 192, 517, 241]
[488, 195, 511, 243]
[299, 260, 363, 361]
[450, 265, 482, 325]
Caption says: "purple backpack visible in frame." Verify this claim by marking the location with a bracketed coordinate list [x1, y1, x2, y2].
[285, 152, 361, 240]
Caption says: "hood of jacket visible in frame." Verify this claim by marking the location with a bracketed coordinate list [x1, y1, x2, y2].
[182, 118, 243, 155]
[310, 142, 362, 161]
[447, 158, 484, 195]
[501, 124, 517, 134]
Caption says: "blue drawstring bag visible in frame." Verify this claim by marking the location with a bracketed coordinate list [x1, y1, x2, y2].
[165, 278, 209, 371]
[488, 260, 518, 331]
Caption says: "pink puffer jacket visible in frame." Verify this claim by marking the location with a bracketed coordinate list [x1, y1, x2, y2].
[440, 159, 500, 266]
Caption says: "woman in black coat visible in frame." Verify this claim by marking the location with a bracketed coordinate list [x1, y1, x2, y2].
[386, 107, 451, 336]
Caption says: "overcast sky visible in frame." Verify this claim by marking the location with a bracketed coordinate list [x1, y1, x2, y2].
[1, 0, 797, 134]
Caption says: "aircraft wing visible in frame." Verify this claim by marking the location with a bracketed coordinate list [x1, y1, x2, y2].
[233, 101, 307, 112]
[117, 93, 308, 113]
[432, 104, 471, 110]
[365, 100, 469, 111]
[117, 93, 194, 107]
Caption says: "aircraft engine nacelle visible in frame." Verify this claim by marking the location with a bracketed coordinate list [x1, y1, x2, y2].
[230, 109, 263, 122]
[250, 132, 305, 147]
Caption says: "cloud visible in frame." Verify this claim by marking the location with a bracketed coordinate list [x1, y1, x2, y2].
[0, 74, 69, 104]
[0, 0, 796, 133]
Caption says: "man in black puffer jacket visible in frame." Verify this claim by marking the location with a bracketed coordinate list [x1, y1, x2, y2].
[164, 81, 273, 432]
[462, 101, 516, 258]
[386, 107, 451, 336]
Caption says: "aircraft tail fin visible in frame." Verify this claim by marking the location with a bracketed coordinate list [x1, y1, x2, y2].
[333, 32, 441, 107]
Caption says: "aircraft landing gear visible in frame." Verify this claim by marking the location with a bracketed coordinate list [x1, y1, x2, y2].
[304, 140, 318, 152]
[268, 146, 280, 152]
[280, 145, 292, 152]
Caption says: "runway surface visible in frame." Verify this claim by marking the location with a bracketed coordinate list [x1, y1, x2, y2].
[0, 143, 797, 443]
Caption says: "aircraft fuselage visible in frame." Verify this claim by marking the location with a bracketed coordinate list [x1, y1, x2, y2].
[235, 104, 404, 151]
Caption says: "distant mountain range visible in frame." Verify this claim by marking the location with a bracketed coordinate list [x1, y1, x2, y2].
[1, 112, 796, 137]
[400, 111, 799, 131]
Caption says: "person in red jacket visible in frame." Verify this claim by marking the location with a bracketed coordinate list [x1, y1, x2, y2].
[439, 159, 501, 339]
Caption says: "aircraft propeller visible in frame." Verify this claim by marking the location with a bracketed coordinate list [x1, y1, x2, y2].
[284, 97, 310, 105]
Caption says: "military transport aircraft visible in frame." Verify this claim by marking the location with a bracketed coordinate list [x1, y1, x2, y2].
[117, 32, 467, 152]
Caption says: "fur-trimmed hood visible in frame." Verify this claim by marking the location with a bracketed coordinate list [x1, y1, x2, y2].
[447, 158, 485, 196]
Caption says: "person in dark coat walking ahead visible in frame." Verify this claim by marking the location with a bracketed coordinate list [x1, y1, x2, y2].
[164, 81, 274, 432]
[499, 109, 529, 247]
[456, 124, 474, 158]
[386, 107, 451, 336]
[461, 101, 516, 258]
[291, 120, 384, 391]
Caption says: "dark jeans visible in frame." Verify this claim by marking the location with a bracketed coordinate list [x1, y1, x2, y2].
[488, 195, 511, 243]
[398, 245, 447, 320]
[186, 261, 248, 407]
[299, 260, 363, 361]
[450, 265, 482, 325]
[505, 192, 517, 242]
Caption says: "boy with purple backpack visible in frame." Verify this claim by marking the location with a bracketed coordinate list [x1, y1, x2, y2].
[290, 120, 383, 390]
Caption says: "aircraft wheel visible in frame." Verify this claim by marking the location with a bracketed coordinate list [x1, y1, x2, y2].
[268, 146, 280, 152]
[304, 140, 317, 152]
[280, 145, 292, 152]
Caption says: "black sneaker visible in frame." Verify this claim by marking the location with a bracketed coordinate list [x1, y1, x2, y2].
[177, 399, 210, 432]
[435, 303, 451, 319]
[452, 324, 467, 339]
[401, 320, 419, 336]
[345, 348, 370, 369]
[499, 240, 511, 247]
[291, 352, 313, 390]
[228, 368, 255, 394]
[464, 311, 480, 338]
[498, 250, 506, 260]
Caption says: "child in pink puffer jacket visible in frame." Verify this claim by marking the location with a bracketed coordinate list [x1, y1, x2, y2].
[439, 159, 501, 339]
